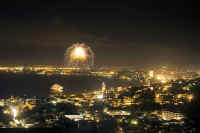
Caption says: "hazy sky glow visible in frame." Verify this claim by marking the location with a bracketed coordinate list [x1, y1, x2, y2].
[0, 3, 199, 67]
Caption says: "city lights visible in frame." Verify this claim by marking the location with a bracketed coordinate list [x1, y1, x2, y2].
[14, 119, 20, 124]
[51, 101, 57, 104]
[156, 74, 167, 83]
[0, 65, 198, 131]
[155, 93, 160, 98]
[97, 94, 103, 99]
[161, 79, 166, 83]
[0, 6, 199, 132]
[157, 75, 164, 80]
[130, 119, 138, 125]
[50, 84, 64, 93]
[187, 94, 193, 102]
[177, 94, 182, 99]
[149, 70, 154, 78]
[161, 111, 184, 121]
[11, 108, 18, 118]
[3, 109, 9, 114]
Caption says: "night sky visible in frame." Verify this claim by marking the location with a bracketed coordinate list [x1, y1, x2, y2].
[0, 2, 199, 67]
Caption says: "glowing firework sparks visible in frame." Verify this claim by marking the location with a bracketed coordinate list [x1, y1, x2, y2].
[65, 43, 94, 68]
[70, 46, 87, 62]
[73, 47, 86, 58]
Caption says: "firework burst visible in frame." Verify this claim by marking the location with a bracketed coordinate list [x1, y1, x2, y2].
[65, 43, 94, 68]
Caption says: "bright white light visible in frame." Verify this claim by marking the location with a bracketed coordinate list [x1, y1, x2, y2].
[161, 80, 166, 83]
[74, 47, 86, 58]
[97, 94, 103, 99]
[14, 119, 20, 124]
[11, 108, 18, 118]
[51, 101, 57, 105]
